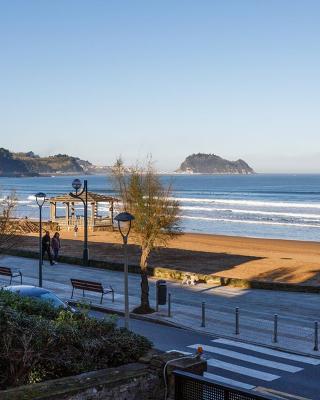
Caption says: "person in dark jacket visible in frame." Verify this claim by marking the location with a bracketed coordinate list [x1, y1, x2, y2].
[42, 231, 54, 265]
[51, 232, 61, 263]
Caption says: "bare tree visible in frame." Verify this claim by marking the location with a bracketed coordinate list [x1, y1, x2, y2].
[112, 158, 181, 314]
[0, 192, 19, 255]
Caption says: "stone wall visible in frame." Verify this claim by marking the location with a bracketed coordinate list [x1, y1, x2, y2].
[0, 350, 206, 400]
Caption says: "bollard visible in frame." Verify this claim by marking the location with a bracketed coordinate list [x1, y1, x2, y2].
[235, 307, 240, 335]
[156, 288, 159, 312]
[201, 301, 206, 327]
[273, 314, 278, 343]
[168, 293, 172, 317]
[314, 322, 319, 351]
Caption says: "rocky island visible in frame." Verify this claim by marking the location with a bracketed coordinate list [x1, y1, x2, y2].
[177, 153, 254, 174]
[0, 148, 111, 177]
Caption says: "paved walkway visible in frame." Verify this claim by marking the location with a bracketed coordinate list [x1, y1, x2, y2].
[1, 255, 320, 357]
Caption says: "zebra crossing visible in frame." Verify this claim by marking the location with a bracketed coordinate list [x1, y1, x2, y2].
[171, 338, 320, 393]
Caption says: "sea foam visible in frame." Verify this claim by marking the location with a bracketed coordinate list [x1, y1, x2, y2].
[181, 215, 320, 228]
[172, 197, 320, 209]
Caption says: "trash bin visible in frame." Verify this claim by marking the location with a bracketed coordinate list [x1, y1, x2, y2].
[156, 280, 167, 305]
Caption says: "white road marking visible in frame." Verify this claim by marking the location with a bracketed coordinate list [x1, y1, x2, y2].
[255, 387, 312, 400]
[188, 344, 302, 372]
[213, 339, 320, 365]
[204, 372, 255, 390]
[206, 358, 280, 381]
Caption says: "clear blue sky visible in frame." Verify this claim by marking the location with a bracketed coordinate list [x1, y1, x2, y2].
[1, 1, 319, 172]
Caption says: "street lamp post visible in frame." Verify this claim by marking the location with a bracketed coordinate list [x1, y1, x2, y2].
[114, 211, 135, 330]
[70, 179, 89, 265]
[35, 192, 46, 287]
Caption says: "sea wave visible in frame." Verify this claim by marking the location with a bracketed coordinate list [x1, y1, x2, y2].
[179, 206, 320, 219]
[15, 200, 32, 204]
[172, 197, 320, 209]
[1, 198, 32, 204]
[181, 215, 320, 228]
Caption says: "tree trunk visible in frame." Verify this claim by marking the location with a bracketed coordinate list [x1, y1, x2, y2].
[133, 247, 155, 314]
[140, 268, 150, 311]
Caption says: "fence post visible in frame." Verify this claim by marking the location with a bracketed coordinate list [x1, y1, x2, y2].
[201, 302, 206, 327]
[168, 293, 171, 317]
[235, 307, 240, 335]
[273, 314, 278, 343]
[314, 322, 319, 351]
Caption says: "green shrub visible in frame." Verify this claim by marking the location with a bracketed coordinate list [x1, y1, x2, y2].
[0, 291, 152, 389]
[0, 290, 61, 319]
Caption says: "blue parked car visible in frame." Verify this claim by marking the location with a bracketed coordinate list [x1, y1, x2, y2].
[3, 285, 75, 311]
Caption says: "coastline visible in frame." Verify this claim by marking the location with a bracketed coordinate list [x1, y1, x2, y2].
[17, 230, 320, 287]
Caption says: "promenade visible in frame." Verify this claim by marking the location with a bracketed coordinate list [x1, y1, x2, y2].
[1, 254, 319, 357]
[18, 231, 320, 287]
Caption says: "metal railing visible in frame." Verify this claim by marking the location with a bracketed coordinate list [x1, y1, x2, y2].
[174, 370, 278, 400]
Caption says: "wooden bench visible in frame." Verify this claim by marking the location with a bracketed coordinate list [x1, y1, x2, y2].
[70, 278, 114, 304]
[0, 267, 22, 285]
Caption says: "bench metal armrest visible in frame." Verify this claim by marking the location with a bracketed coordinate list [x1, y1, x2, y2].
[103, 286, 115, 302]
[11, 268, 21, 274]
[103, 286, 114, 294]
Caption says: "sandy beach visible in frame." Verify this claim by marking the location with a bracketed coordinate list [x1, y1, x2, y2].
[18, 230, 320, 287]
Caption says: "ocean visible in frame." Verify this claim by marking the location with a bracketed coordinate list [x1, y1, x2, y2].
[1, 174, 320, 242]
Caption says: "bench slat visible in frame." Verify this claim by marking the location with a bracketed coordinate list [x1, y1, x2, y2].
[75, 286, 102, 293]
[73, 281, 102, 286]
[72, 282, 102, 288]
[0, 267, 14, 276]
[71, 279, 102, 286]
[0, 267, 12, 272]
[0, 272, 12, 276]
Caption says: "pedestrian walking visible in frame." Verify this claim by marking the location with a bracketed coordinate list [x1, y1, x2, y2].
[74, 224, 78, 238]
[42, 231, 54, 265]
[51, 232, 61, 263]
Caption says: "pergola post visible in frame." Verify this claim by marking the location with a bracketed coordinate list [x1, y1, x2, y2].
[110, 201, 114, 230]
[49, 202, 55, 222]
[71, 202, 75, 225]
[91, 202, 95, 228]
[94, 202, 98, 224]
[65, 203, 70, 228]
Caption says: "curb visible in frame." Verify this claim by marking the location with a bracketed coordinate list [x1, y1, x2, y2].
[67, 300, 183, 330]
[4, 249, 320, 294]
[68, 300, 320, 361]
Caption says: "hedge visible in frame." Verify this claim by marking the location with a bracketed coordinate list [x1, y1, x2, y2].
[0, 291, 152, 389]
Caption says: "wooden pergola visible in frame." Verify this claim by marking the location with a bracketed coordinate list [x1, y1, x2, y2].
[49, 192, 119, 231]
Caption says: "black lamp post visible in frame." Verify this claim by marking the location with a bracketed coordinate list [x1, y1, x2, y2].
[114, 211, 135, 329]
[70, 179, 89, 265]
[35, 192, 46, 287]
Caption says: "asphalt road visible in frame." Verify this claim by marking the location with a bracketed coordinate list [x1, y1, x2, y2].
[91, 311, 320, 400]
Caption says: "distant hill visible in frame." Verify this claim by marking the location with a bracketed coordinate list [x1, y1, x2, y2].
[177, 153, 254, 174]
[0, 148, 33, 177]
[14, 152, 84, 175]
[0, 148, 111, 176]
